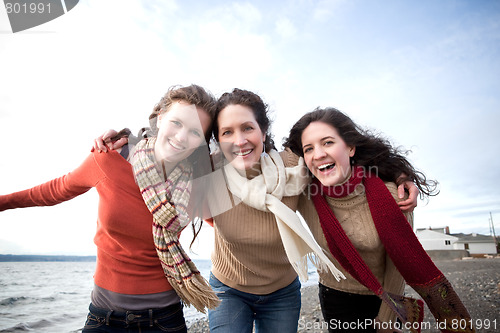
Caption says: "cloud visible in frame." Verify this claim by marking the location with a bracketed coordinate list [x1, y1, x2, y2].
[312, 0, 346, 22]
[275, 17, 297, 39]
[1, 0, 499, 255]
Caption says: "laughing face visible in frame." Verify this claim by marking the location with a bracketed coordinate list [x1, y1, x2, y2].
[154, 101, 211, 173]
[301, 121, 355, 187]
[217, 104, 266, 172]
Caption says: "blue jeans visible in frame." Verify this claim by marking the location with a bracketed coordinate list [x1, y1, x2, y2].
[208, 273, 301, 333]
[82, 302, 187, 333]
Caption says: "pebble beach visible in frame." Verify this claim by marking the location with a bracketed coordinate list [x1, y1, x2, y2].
[187, 258, 500, 332]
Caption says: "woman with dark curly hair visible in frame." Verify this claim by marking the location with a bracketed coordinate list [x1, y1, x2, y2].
[284, 107, 473, 333]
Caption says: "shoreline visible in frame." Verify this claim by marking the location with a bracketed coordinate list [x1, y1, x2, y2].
[187, 258, 500, 332]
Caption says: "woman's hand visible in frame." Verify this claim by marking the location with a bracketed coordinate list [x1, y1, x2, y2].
[91, 129, 128, 153]
[397, 180, 419, 213]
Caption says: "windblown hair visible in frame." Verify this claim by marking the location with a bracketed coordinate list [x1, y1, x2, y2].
[214, 88, 276, 152]
[147, 84, 217, 143]
[113, 84, 217, 249]
[283, 107, 438, 198]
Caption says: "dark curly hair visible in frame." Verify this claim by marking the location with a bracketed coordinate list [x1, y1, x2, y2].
[283, 107, 438, 198]
[214, 88, 276, 152]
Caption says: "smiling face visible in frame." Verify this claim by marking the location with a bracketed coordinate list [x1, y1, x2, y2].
[154, 101, 212, 172]
[217, 104, 266, 172]
[301, 121, 355, 187]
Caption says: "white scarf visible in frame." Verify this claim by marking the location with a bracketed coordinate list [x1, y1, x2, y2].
[223, 149, 345, 282]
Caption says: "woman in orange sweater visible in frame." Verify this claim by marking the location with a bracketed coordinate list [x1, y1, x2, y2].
[0, 85, 219, 333]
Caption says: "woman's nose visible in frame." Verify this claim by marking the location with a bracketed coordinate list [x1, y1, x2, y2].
[175, 128, 188, 142]
[234, 132, 247, 146]
[313, 147, 326, 160]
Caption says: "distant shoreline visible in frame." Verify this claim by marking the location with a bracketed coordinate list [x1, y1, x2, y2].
[0, 254, 97, 262]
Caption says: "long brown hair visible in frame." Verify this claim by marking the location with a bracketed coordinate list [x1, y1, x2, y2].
[283, 107, 438, 198]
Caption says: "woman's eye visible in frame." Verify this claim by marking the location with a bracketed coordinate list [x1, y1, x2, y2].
[171, 120, 182, 127]
[190, 129, 201, 137]
[221, 130, 231, 136]
[303, 147, 312, 154]
[324, 140, 334, 146]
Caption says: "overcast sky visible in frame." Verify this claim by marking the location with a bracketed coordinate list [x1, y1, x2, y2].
[1, 0, 499, 258]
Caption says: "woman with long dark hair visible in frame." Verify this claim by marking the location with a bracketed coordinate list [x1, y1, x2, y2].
[284, 107, 473, 333]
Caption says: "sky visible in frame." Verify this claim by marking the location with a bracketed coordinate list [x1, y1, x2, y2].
[0, 0, 499, 258]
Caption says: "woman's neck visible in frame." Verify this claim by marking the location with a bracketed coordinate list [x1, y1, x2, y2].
[236, 161, 262, 179]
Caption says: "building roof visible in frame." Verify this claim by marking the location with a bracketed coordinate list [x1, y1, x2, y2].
[451, 233, 496, 243]
[416, 229, 458, 240]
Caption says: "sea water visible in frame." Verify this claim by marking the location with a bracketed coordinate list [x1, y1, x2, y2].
[0, 260, 318, 332]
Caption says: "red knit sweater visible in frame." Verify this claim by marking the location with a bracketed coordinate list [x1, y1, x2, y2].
[0, 151, 172, 295]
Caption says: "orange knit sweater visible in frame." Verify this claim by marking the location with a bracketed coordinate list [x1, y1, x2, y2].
[0, 151, 172, 295]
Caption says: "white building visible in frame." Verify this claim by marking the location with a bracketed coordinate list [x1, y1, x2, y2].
[451, 233, 498, 255]
[416, 227, 498, 256]
[415, 229, 459, 250]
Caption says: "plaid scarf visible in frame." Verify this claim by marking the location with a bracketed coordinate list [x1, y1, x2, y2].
[132, 138, 220, 313]
[311, 166, 474, 333]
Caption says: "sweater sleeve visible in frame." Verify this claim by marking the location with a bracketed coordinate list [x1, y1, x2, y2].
[377, 184, 414, 324]
[0, 152, 104, 211]
[280, 148, 301, 168]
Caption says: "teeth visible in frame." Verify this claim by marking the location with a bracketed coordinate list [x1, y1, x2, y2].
[169, 140, 185, 150]
[318, 163, 335, 171]
[234, 150, 252, 157]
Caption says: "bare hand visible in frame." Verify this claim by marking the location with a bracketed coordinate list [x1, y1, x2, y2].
[397, 181, 419, 212]
[91, 129, 127, 153]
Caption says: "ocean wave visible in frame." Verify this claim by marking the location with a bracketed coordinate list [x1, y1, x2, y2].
[0, 297, 29, 306]
[0, 296, 57, 307]
[0, 318, 54, 332]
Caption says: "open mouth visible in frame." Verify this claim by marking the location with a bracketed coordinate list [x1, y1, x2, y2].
[318, 162, 335, 171]
[233, 149, 253, 157]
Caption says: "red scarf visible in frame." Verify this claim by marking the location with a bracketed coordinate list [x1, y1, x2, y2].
[311, 166, 474, 333]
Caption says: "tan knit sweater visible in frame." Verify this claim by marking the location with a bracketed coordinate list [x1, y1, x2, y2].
[298, 182, 414, 323]
[210, 150, 301, 295]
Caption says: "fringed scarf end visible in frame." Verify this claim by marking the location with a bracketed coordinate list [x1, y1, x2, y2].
[168, 273, 220, 314]
[307, 253, 346, 282]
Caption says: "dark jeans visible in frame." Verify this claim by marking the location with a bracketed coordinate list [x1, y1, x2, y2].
[208, 273, 301, 333]
[82, 302, 187, 333]
[319, 283, 381, 333]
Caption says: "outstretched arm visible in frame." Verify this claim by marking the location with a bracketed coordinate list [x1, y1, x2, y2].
[0, 153, 101, 211]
